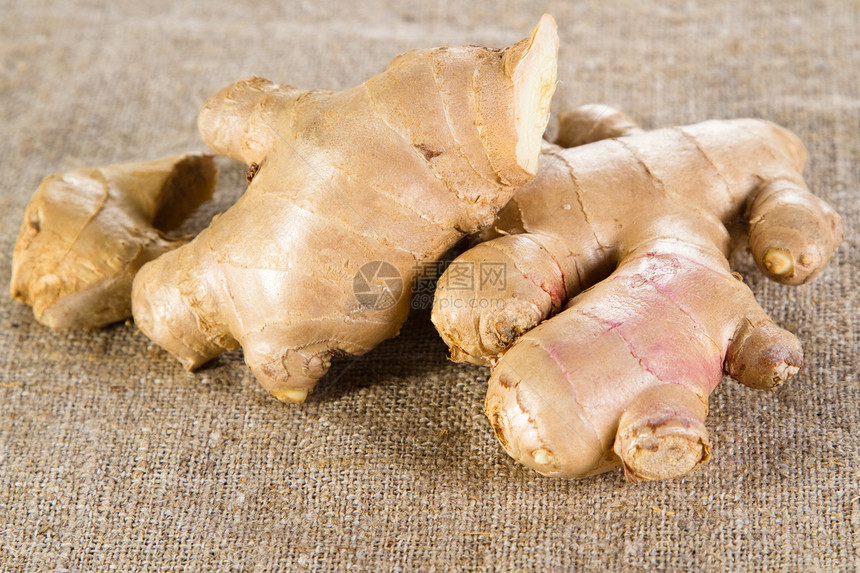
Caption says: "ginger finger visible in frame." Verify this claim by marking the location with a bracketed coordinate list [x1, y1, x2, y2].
[11, 154, 216, 329]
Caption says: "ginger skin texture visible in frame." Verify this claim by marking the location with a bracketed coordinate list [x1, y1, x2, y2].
[431, 106, 844, 480]
[131, 16, 559, 403]
[11, 154, 216, 329]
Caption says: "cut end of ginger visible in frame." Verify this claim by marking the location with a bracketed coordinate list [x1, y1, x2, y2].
[762, 247, 795, 277]
[512, 14, 558, 175]
[620, 434, 709, 482]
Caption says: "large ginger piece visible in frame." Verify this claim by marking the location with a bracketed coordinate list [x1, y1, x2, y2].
[432, 107, 843, 480]
[131, 17, 559, 403]
[11, 154, 216, 329]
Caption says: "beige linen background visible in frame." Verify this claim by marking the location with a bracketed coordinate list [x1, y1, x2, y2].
[1, 1, 858, 571]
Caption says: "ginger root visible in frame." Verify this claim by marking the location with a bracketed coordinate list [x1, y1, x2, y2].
[11, 154, 216, 329]
[131, 16, 559, 403]
[432, 106, 843, 480]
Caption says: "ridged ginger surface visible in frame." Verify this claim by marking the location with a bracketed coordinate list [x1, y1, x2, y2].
[132, 16, 559, 403]
[432, 107, 843, 480]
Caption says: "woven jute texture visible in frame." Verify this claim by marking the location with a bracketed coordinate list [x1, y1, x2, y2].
[1, 1, 858, 571]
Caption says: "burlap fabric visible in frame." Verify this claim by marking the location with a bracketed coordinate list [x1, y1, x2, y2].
[1, 1, 857, 570]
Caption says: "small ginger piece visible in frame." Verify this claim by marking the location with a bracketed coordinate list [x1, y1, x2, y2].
[131, 16, 559, 403]
[11, 154, 216, 329]
[432, 107, 843, 480]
